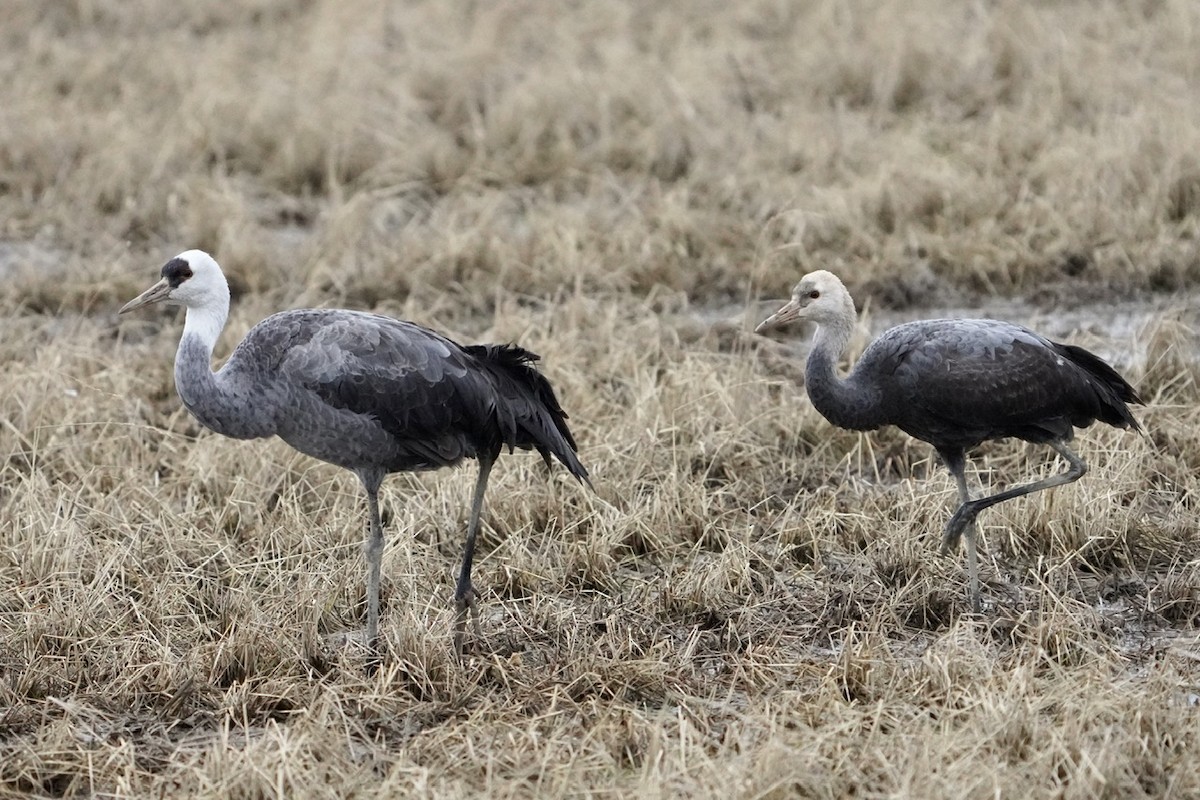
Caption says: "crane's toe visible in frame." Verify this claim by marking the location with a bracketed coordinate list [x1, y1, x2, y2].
[940, 504, 980, 554]
[452, 585, 486, 659]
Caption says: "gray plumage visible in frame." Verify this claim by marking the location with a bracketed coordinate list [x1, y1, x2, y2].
[805, 317, 1141, 446]
[121, 250, 590, 658]
[757, 270, 1142, 611]
[176, 308, 585, 477]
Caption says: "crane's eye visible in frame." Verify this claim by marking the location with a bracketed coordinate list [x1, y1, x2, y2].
[808, 290, 820, 299]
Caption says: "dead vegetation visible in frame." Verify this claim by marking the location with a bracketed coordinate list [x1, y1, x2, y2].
[2, 0, 1200, 797]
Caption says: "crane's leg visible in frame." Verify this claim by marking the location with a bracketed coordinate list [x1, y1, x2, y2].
[942, 441, 1088, 606]
[360, 473, 386, 653]
[453, 455, 494, 659]
[937, 449, 982, 612]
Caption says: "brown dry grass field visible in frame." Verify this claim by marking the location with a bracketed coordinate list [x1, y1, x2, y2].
[2, 1, 1200, 797]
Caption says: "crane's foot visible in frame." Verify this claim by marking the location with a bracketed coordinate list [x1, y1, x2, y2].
[940, 503, 981, 554]
[323, 627, 379, 652]
[452, 584, 485, 660]
[320, 628, 386, 674]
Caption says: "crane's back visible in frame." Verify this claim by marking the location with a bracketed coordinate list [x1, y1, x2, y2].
[216, 309, 587, 481]
[850, 318, 1141, 450]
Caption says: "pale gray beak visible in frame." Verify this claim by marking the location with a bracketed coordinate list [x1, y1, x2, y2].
[755, 298, 803, 333]
[119, 278, 172, 315]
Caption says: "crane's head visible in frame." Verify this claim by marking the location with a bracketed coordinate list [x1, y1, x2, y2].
[755, 270, 856, 333]
[119, 250, 229, 315]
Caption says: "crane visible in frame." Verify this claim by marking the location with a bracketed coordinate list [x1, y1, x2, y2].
[756, 270, 1142, 610]
[120, 250, 590, 657]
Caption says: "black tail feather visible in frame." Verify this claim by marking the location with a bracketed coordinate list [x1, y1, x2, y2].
[1058, 342, 1144, 433]
[465, 343, 591, 487]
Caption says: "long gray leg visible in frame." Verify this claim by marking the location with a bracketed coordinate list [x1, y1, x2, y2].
[454, 455, 494, 659]
[359, 471, 386, 652]
[942, 441, 1089, 610]
[937, 449, 982, 612]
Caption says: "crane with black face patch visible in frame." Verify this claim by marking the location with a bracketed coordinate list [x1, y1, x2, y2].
[120, 249, 592, 661]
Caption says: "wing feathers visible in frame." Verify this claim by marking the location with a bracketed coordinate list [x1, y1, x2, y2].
[270, 310, 588, 481]
[464, 343, 590, 486]
[869, 319, 1142, 446]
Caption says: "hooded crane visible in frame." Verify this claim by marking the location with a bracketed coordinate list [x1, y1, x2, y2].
[120, 250, 590, 657]
[756, 270, 1142, 611]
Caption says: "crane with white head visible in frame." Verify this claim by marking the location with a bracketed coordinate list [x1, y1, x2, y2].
[756, 270, 1142, 611]
[120, 250, 591, 657]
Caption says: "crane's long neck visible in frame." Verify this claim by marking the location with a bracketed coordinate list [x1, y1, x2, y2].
[804, 316, 886, 432]
[174, 299, 272, 440]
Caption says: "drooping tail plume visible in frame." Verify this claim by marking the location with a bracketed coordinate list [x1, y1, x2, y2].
[466, 343, 592, 488]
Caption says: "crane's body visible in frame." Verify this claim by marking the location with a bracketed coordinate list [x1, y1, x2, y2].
[806, 317, 1140, 448]
[175, 306, 583, 477]
[757, 270, 1142, 611]
[121, 251, 589, 657]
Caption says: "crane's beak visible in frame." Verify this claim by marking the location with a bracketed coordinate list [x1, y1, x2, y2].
[119, 278, 172, 315]
[755, 298, 802, 333]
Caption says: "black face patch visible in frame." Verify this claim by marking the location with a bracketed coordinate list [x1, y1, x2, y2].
[161, 257, 193, 288]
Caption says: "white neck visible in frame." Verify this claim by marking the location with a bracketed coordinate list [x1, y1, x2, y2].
[180, 299, 229, 357]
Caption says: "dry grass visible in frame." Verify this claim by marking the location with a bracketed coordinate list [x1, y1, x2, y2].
[2, 0, 1200, 796]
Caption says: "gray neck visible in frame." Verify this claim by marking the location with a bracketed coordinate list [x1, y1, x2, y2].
[804, 321, 886, 432]
[174, 333, 274, 440]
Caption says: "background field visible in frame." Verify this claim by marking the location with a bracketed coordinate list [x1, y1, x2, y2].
[2, 1, 1200, 797]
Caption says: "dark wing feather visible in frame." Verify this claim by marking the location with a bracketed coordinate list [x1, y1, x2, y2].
[1054, 342, 1143, 430]
[463, 343, 590, 485]
[263, 310, 587, 481]
[271, 310, 491, 467]
[868, 319, 1139, 448]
